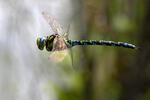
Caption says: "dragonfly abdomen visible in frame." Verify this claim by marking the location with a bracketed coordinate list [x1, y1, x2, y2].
[67, 40, 137, 49]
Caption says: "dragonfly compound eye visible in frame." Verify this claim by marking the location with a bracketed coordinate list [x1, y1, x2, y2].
[37, 37, 45, 50]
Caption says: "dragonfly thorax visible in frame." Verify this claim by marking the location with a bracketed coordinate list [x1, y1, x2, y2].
[45, 35, 56, 51]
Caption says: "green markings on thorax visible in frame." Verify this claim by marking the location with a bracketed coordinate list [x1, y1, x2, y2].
[49, 35, 54, 40]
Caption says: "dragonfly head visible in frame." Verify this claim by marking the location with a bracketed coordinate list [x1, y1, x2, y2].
[37, 37, 46, 50]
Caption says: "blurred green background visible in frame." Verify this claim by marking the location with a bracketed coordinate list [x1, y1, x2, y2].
[0, 0, 150, 100]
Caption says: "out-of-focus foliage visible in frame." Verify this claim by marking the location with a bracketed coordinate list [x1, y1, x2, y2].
[0, 0, 150, 100]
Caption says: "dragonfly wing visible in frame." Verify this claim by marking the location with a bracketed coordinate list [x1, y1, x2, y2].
[64, 24, 70, 39]
[49, 36, 71, 63]
[49, 50, 68, 63]
[69, 48, 74, 69]
[42, 12, 64, 35]
[52, 36, 68, 51]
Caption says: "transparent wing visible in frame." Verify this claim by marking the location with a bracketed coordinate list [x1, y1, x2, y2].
[64, 24, 70, 38]
[69, 48, 74, 69]
[42, 12, 64, 35]
[49, 50, 68, 63]
[52, 36, 68, 51]
[49, 36, 69, 63]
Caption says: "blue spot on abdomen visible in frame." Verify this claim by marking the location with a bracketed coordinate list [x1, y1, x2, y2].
[124, 43, 128, 46]
[84, 42, 87, 45]
[92, 42, 96, 45]
[73, 42, 77, 46]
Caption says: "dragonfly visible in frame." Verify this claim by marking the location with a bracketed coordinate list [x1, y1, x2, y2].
[37, 12, 137, 63]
